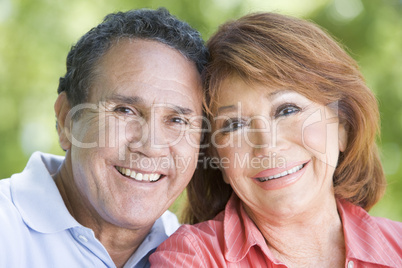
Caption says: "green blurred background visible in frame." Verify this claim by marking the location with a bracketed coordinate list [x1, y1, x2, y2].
[0, 0, 401, 221]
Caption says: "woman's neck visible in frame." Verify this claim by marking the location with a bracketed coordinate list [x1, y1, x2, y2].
[245, 197, 345, 268]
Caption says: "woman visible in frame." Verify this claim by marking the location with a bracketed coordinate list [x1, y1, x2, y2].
[150, 12, 402, 267]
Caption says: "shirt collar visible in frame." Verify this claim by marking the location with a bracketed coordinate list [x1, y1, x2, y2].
[223, 194, 276, 263]
[125, 210, 179, 267]
[337, 199, 402, 267]
[10, 151, 80, 233]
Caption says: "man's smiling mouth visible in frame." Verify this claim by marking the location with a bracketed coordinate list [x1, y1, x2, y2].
[115, 166, 164, 182]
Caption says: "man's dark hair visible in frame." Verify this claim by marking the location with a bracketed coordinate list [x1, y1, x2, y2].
[57, 7, 208, 107]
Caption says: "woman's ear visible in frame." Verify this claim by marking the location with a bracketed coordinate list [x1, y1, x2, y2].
[338, 122, 348, 152]
[54, 92, 72, 150]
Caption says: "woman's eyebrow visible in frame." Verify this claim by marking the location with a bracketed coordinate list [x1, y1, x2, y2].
[266, 90, 292, 99]
[216, 91, 291, 114]
[217, 105, 237, 114]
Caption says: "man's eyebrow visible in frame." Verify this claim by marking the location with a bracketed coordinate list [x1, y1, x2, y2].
[106, 94, 144, 105]
[106, 93, 195, 115]
[166, 105, 194, 115]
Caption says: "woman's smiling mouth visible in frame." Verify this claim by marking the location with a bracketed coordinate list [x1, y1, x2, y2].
[250, 160, 310, 190]
[256, 163, 306, 182]
[115, 166, 165, 182]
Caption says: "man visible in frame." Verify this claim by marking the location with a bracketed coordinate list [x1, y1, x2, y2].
[0, 8, 207, 267]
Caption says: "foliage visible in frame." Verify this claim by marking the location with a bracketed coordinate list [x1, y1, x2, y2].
[0, 0, 401, 221]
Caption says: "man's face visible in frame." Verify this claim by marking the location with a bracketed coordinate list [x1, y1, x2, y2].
[65, 39, 203, 229]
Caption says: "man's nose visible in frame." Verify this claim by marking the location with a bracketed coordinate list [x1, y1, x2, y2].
[127, 118, 170, 158]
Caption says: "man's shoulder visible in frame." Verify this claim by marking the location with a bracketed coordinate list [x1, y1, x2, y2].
[27, 151, 64, 172]
[0, 151, 63, 234]
[0, 177, 23, 226]
[0, 178, 27, 242]
[1, 152, 64, 182]
[0, 151, 70, 233]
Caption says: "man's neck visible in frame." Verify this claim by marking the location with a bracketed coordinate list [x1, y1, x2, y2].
[91, 223, 152, 268]
[53, 152, 152, 268]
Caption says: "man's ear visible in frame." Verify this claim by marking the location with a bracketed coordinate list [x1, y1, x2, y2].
[54, 92, 72, 150]
[338, 122, 348, 153]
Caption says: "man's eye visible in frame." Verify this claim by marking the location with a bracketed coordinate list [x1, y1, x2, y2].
[114, 107, 135, 115]
[169, 116, 189, 125]
[275, 104, 301, 118]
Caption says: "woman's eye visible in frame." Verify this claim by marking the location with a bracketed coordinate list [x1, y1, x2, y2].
[114, 106, 135, 115]
[221, 119, 246, 133]
[275, 104, 300, 118]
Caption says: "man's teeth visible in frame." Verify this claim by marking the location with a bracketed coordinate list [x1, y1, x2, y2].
[116, 166, 161, 182]
[259, 164, 304, 182]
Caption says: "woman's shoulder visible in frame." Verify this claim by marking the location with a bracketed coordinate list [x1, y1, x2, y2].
[150, 211, 227, 267]
[369, 214, 402, 245]
[170, 211, 226, 246]
[339, 198, 402, 231]
[338, 199, 402, 264]
[363, 214, 402, 264]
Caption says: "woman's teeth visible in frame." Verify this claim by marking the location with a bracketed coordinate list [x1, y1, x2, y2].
[258, 164, 304, 182]
[116, 166, 161, 182]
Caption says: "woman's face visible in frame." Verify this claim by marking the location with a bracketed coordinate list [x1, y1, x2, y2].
[211, 76, 347, 219]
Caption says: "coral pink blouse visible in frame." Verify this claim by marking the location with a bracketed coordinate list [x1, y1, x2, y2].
[150, 194, 402, 267]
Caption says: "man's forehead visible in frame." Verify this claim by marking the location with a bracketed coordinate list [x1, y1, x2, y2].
[87, 39, 203, 112]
